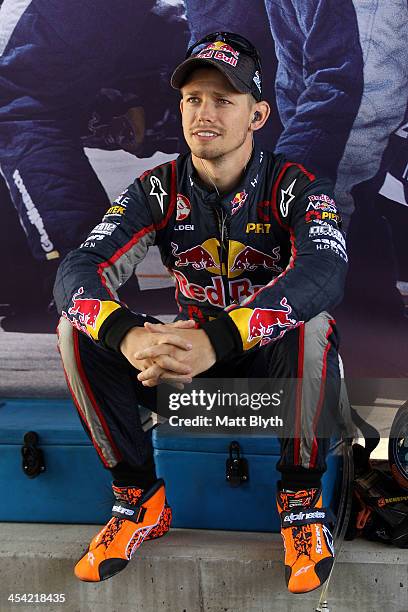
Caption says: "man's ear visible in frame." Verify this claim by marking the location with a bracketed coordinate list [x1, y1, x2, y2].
[249, 100, 271, 131]
[179, 98, 184, 115]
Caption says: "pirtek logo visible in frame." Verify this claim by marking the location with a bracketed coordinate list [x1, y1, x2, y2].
[105, 205, 125, 217]
[112, 504, 134, 516]
[306, 210, 340, 224]
[245, 223, 271, 234]
[283, 510, 325, 523]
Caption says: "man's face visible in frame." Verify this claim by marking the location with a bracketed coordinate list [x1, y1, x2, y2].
[180, 67, 254, 161]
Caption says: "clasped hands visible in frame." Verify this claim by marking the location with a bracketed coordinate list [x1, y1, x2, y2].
[120, 319, 216, 388]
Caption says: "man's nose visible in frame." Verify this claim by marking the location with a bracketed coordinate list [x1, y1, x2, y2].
[196, 100, 217, 122]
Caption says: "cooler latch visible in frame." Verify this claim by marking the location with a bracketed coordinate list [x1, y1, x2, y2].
[21, 431, 46, 478]
[226, 441, 249, 487]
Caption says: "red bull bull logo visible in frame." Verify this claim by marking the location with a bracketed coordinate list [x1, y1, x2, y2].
[230, 190, 248, 215]
[171, 242, 220, 271]
[67, 287, 102, 330]
[231, 245, 282, 273]
[247, 298, 296, 342]
[197, 41, 240, 66]
[200, 41, 240, 58]
[306, 201, 337, 213]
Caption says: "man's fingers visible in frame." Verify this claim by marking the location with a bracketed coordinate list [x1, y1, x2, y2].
[144, 320, 195, 329]
[134, 335, 192, 358]
[134, 344, 169, 360]
[160, 374, 192, 384]
[154, 354, 192, 374]
[144, 321, 165, 330]
[144, 322, 196, 338]
[135, 343, 187, 363]
[144, 322, 170, 334]
[137, 363, 192, 384]
[158, 333, 193, 351]
[171, 319, 196, 329]
[137, 363, 162, 382]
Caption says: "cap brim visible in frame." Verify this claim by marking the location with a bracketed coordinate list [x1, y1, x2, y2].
[171, 57, 251, 95]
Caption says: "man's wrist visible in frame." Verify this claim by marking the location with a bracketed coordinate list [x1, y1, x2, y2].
[198, 328, 217, 362]
[201, 313, 243, 362]
[99, 308, 148, 352]
[119, 326, 145, 356]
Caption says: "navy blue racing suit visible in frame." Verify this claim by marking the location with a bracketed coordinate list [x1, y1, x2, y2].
[54, 147, 348, 483]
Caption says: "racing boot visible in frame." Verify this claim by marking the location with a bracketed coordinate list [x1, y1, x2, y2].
[277, 485, 334, 594]
[74, 478, 171, 582]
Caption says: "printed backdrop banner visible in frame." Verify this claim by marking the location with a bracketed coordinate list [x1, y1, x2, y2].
[1, 0, 408, 389]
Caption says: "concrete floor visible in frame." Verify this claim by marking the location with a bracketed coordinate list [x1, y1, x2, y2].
[0, 524, 407, 612]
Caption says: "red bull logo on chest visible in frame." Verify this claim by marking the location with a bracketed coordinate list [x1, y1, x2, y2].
[231, 245, 282, 273]
[171, 242, 220, 271]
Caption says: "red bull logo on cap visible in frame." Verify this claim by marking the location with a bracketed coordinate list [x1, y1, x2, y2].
[197, 41, 240, 67]
[247, 297, 297, 343]
[67, 287, 102, 331]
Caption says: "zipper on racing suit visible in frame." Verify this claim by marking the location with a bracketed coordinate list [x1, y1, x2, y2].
[214, 205, 231, 306]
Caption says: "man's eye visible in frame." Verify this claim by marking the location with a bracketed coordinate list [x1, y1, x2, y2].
[187, 97, 199, 103]
[218, 98, 231, 105]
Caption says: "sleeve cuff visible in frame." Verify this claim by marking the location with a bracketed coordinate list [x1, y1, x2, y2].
[201, 312, 243, 362]
[99, 307, 148, 352]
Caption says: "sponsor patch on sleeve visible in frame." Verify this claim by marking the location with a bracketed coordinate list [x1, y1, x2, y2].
[62, 287, 121, 339]
[228, 298, 301, 350]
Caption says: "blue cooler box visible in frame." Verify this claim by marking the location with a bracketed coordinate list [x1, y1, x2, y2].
[0, 398, 113, 523]
[153, 424, 343, 532]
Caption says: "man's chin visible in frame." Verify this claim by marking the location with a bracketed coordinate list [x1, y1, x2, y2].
[190, 144, 223, 161]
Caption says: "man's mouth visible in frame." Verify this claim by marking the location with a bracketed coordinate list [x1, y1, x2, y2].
[192, 130, 220, 140]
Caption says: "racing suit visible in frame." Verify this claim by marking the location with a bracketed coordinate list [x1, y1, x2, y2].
[54, 147, 348, 485]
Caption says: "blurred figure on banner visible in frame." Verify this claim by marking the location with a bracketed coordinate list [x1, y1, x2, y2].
[0, 0, 187, 331]
[333, 1, 408, 376]
[185, 0, 364, 185]
[335, 0, 408, 230]
[375, 102, 408, 317]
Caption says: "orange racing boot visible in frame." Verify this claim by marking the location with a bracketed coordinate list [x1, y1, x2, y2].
[277, 486, 334, 593]
[75, 478, 171, 582]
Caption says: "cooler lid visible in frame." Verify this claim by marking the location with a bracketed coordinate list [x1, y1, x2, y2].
[0, 399, 91, 445]
[153, 422, 282, 454]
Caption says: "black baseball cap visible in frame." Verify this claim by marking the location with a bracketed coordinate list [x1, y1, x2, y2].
[171, 32, 263, 102]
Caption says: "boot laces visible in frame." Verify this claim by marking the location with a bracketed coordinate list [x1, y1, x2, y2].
[101, 518, 124, 547]
[292, 524, 313, 559]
